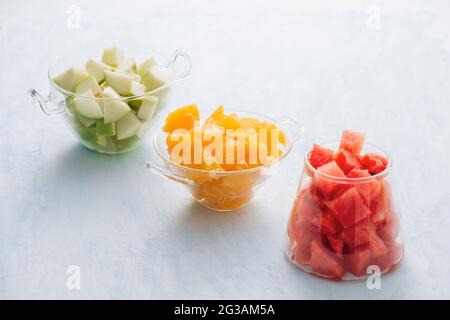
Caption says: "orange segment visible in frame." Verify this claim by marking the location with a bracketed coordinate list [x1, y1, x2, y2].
[163, 104, 200, 133]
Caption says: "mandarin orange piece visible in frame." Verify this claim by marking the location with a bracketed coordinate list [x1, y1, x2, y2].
[163, 104, 200, 133]
[204, 105, 225, 126]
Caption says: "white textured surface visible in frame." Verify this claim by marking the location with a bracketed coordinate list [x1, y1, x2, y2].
[1, 0, 450, 299]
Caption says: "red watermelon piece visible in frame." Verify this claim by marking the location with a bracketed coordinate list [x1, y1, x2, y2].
[320, 212, 340, 235]
[325, 188, 371, 228]
[314, 161, 351, 200]
[345, 246, 372, 277]
[311, 240, 344, 280]
[347, 168, 371, 179]
[327, 233, 344, 254]
[361, 153, 388, 175]
[347, 168, 382, 207]
[334, 149, 362, 174]
[377, 213, 400, 246]
[342, 221, 372, 249]
[371, 243, 403, 272]
[369, 229, 389, 258]
[369, 182, 392, 225]
[291, 222, 320, 266]
[339, 130, 366, 155]
[289, 189, 322, 234]
[309, 144, 334, 169]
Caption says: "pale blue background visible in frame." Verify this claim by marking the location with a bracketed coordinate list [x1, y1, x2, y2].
[1, 0, 449, 299]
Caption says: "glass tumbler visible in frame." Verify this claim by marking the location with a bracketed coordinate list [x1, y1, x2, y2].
[286, 142, 403, 280]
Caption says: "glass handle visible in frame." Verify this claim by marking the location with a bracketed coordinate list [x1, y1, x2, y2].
[171, 50, 191, 81]
[278, 117, 305, 142]
[28, 89, 65, 116]
[144, 160, 191, 185]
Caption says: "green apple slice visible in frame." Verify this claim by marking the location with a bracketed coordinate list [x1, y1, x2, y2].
[102, 86, 121, 99]
[73, 90, 103, 119]
[138, 57, 156, 76]
[137, 96, 158, 121]
[96, 119, 116, 136]
[75, 76, 102, 96]
[127, 98, 142, 109]
[118, 57, 137, 74]
[53, 67, 89, 92]
[116, 69, 141, 82]
[101, 47, 124, 67]
[130, 81, 146, 96]
[75, 112, 96, 127]
[104, 70, 134, 96]
[85, 59, 113, 83]
[102, 88, 130, 124]
[77, 127, 97, 143]
[142, 65, 168, 91]
[96, 134, 108, 147]
[116, 111, 140, 140]
[136, 120, 152, 138]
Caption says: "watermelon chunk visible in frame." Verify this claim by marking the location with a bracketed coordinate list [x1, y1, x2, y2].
[327, 233, 344, 254]
[339, 130, 366, 155]
[372, 243, 403, 272]
[325, 188, 371, 228]
[311, 240, 343, 280]
[289, 190, 322, 237]
[369, 182, 392, 225]
[345, 246, 372, 277]
[320, 212, 340, 235]
[314, 161, 351, 200]
[342, 221, 372, 249]
[334, 149, 362, 174]
[361, 153, 388, 175]
[346, 168, 371, 179]
[369, 229, 389, 258]
[347, 168, 382, 207]
[291, 222, 320, 266]
[377, 213, 400, 246]
[308, 144, 334, 169]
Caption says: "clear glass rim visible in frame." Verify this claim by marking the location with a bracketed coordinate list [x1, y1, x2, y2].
[47, 55, 172, 101]
[153, 109, 295, 176]
[304, 140, 392, 182]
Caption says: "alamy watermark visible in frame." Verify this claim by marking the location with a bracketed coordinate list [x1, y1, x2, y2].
[66, 265, 81, 290]
[66, 5, 81, 30]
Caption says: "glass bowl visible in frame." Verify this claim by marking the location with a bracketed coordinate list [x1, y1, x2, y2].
[28, 49, 191, 154]
[286, 142, 403, 280]
[145, 110, 304, 211]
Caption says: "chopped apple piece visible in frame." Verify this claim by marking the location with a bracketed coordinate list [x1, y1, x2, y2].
[102, 86, 121, 99]
[85, 59, 113, 83]
[102, 88, 130, 124]
[116, 69, 141, 82]
[96, 119, 116, 136]
[101, 47, 124, 67]
[53, 67, 89, 92]
[116, 112, 141, 140]
[136, 120, 152, 138]
[75, 112, 96, 127]
[118, 57, 137, 74]
[103, 101, 130, 124]
[130, 81, 146, 96]
[75, 77, 102, 96]
[104, 70, 134, 96]
[142, 65, 168, 91]
[96, 135, 108, 147]
[73, 90, 103, 119]
[138, 57, 156, 76]
[137, 96, 158, 120]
